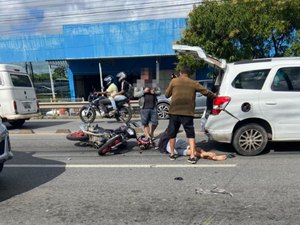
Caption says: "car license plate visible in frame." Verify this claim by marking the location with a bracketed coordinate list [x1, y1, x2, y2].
[23, 102, 31, 109]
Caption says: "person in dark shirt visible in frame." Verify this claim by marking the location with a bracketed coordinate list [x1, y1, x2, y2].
[134, 81, 161, 146]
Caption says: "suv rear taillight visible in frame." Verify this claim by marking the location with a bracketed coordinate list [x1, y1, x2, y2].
[212, 96, 231, 115]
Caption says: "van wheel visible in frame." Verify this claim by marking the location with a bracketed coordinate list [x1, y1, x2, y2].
[9, 119, 25, 128]
[233, 123, 268, 156]
[0, 163, 3, 173]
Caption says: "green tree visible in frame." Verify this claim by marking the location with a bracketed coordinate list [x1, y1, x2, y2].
[53, 66, 67, 79]
[285, 31, 300, 56]
[176, 0, 300, 68]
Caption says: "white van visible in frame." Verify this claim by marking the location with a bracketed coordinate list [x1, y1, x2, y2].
[0, 64, 40, 127]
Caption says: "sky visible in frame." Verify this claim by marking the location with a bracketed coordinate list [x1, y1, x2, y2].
[0, 0, 202, 36]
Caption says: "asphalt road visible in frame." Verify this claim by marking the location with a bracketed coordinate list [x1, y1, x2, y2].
[1, 118, 300, 225]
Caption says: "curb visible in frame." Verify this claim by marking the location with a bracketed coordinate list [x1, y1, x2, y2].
[9, 129, 35, 134]
[56, 129, 71, 134]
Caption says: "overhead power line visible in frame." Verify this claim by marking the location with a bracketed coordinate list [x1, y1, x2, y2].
[0, 0, 202, 35]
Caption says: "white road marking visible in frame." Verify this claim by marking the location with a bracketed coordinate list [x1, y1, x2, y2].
[5, 164, 237, 168]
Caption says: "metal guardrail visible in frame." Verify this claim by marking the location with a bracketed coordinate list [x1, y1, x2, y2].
[39, 100, 139, 109]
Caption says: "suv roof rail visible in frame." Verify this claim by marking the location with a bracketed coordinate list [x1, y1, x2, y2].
[234, 59, 272, 65]
[234, 57, 300, 65]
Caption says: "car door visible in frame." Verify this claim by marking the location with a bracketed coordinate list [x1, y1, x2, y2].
[260, 66, 300, 140]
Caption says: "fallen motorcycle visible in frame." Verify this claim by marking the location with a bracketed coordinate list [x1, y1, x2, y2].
[66, 121, 151, 155]
[79, 92, 132, 123]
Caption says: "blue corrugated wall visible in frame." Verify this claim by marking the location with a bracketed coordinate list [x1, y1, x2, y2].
[0, 18, 186, 62]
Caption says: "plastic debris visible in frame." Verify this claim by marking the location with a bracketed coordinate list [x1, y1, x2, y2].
[195, 188, 211, 195]
[210, 186, 233, 197]
[195, 186, 233, 197]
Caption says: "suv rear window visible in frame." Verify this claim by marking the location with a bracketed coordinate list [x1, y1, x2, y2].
[271, 67, 300, 92]
[232, 69, 270, 90]
[10, 74, 32, 87]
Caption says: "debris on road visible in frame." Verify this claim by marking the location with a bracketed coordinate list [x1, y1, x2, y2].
[195, 185, 233, 197]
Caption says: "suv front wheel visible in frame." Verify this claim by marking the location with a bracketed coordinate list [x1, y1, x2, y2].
[233, 123, 268, 156]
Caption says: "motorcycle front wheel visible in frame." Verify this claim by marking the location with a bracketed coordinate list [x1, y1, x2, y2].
[66, 131, 89, 141]
[97, 134, 123, 156]
[116, 105, 132, 123]
[79, 106, 96, 123]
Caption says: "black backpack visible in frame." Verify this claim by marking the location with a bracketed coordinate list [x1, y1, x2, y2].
[123, 81, 134, 100]
[157, 130, 169, 153]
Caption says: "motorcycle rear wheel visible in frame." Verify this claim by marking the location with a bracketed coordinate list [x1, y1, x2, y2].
[79, 106, 96, 123]
[116, 106, 132, 123]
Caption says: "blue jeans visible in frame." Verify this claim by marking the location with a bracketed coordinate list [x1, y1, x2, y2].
[110, 95, 127, 110]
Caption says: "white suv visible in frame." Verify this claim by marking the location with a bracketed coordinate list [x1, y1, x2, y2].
[173, 44, 300, 156]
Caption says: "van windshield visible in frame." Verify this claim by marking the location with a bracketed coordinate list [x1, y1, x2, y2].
[10, 74, 32, 87]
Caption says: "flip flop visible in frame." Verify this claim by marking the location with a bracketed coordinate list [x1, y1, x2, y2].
[226, 153, 236, 158]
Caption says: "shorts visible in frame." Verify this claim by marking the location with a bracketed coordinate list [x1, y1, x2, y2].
[166, 138, 189, 156]
[140, 108, 158, 126]
[168, 115, 195, 138]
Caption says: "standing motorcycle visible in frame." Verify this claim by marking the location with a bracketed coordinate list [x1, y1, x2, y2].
[66, 121, 151, 155]
[79, 92, 132, 123]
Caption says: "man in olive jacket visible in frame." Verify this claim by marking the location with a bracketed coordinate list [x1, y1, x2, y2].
[165, 66, 216, 164]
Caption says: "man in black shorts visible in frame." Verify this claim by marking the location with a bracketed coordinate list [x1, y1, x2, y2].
[134, 81, 161, 146]
[165, 66, 216, 164]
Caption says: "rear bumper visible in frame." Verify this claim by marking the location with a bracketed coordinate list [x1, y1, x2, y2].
[205, 129, 232, 143]
[3, 113, 41, 120]
[205, 113, 238, 143]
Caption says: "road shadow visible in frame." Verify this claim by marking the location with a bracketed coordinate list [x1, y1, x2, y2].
[197, 140, 236, 154]
[72, 140, 138, 155]
[198, 140, 300, 156]
[0, 151, 65, 202]
[5, 120, 73, 130]
[267, 141, 300, 154]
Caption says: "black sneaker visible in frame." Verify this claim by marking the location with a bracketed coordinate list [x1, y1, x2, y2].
[187, 157, 197, 164]
[169, 154, 177, 160]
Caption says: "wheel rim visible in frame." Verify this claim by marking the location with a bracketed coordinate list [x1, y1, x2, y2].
[81, 109, 92, 122]
[157, 104, 169, 119]
[238, 129, 263, 152]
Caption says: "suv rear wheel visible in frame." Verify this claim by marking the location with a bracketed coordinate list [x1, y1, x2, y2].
[233, 123, 268, 156]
